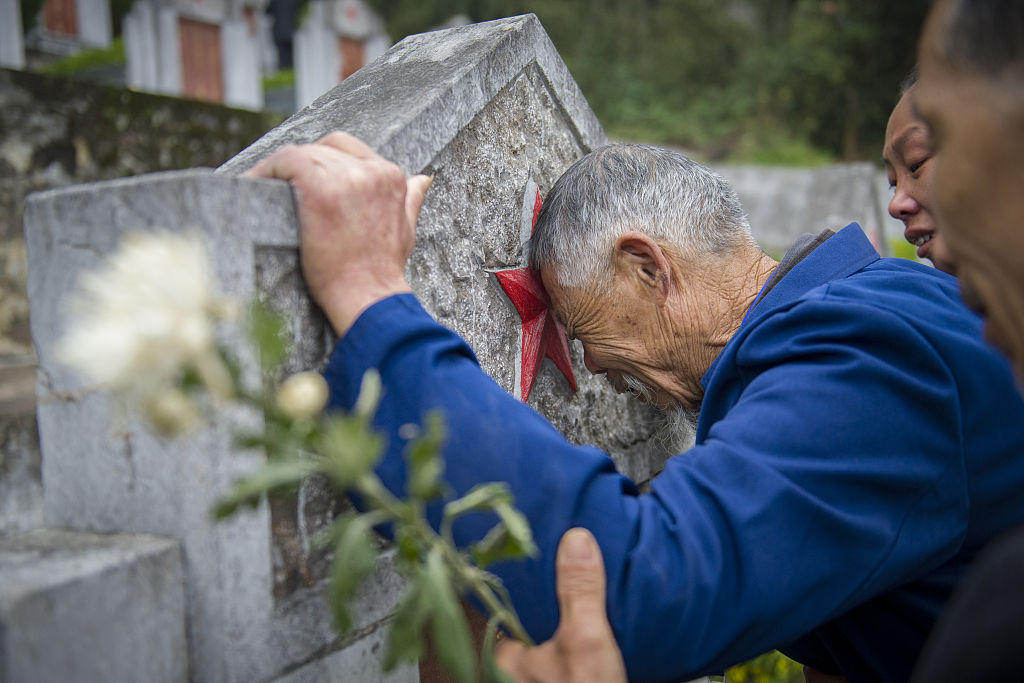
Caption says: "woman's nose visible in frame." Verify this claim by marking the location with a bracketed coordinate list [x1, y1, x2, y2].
[889, 186, 920, 220]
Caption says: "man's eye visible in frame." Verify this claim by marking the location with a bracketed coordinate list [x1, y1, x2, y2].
[908, 159, 927, 174]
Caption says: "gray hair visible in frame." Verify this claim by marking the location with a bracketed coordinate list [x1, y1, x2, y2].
[527, 144, 753, 288]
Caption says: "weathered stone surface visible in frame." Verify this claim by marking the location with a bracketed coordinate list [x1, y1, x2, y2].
[0, 413, 42, 536]
[272, 626, 418, 683]
[25, 171, 411, 683]
[0, 529, 186, 683]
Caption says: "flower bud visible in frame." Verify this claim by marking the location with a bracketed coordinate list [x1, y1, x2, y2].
[276, 372, 329, 420]
[144, 387, 200, 436]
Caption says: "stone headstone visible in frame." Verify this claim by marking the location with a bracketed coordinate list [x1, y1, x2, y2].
[293, 0, 390, 108]
[0, 0, 25, 70]
[714, 162, 899, 258]
[0, 529, 186, 683]
[123, 0, 265, 109]
[25, 14, 687, 682]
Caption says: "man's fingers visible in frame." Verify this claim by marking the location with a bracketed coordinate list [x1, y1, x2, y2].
[555, 527, 607, 625]
[242, 144, 305, 180]
[497, 639, 559, 683]
[405, 175, 433, 229]
[495, 639, 528, 676]
[318, 131, 379, 159]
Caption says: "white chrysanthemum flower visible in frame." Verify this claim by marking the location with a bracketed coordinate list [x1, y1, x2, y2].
[57, 230, 234, 410]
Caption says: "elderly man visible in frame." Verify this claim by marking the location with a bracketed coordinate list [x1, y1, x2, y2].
[247, 136, 1024, 683]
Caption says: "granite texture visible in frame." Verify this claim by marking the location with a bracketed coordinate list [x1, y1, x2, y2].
[0, 529, 186, 683]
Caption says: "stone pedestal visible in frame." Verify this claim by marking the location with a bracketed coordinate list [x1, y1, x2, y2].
[0, 529, 186, 683]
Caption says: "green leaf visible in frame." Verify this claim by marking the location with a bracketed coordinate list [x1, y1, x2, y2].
[493, 501, 538, 560]
[470, 523, 530, 569]
[248, 299, 289, 373]
[316, 414, 384, 489]
[353, 369, 382, 420]
[423, 547, 476, 683]
[405, 411, 447, 501]
[443, 483, 511, 521]
[394, 525, 423, 567]
[327, 514, 378, 633]
[382, 568, 431, 670]
[211, 459, 319, 519]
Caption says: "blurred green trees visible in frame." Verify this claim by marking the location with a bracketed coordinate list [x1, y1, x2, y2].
[366, 0, 931, 163]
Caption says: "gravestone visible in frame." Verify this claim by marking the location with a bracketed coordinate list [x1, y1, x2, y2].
[123, 0, 265, 109]
[293, 0, 390, 109]
[714, 163, 898, 259]
[22, 14, 688, 682]
[0, 0, 25, 70]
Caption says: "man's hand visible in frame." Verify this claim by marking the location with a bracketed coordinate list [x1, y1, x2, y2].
[496, 528, 627, 683]
[244, 132, 432, 336]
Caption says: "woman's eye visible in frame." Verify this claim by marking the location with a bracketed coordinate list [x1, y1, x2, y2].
[908, 159, 927, 174]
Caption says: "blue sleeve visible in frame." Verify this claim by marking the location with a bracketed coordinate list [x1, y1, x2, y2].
[324, 293, 969, 682]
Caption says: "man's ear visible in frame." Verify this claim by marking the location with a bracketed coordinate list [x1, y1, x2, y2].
[614, 232, 671, 298]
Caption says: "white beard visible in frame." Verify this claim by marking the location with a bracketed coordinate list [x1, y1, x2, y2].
[621, 374, 697, 453]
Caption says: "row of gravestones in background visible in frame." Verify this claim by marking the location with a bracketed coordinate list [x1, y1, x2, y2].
[0, 21, 903, 679]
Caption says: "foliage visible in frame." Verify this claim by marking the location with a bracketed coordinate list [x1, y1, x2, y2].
[262, 68, 297, 92]
[365, 0, 931, 164]
[38, 37, 126, 76]
[727, 650, 804, 683]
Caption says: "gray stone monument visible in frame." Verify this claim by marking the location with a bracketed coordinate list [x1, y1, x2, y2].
[0, 0, 25, 70]
[19, 14, 686, 682]
[293, 0, 390, 108]
[123, 0, 266, 110]
[714, 162, 898, 259]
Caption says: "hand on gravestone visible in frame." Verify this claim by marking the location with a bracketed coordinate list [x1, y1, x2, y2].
[495, 528, 627, 683]
[244, 132, 433, 336]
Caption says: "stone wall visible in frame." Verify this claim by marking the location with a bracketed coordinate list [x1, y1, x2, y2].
[0, 67, 283, 535]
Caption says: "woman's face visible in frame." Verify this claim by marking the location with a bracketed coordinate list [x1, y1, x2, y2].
[882, 89, 957, 275]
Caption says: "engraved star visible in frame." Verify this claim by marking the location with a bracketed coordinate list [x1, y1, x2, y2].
[493, 188, 577, 401]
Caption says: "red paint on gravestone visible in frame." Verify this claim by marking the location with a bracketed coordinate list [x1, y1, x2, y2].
[494, 188, 577, 401]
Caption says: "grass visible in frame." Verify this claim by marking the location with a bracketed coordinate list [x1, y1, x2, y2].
[39, 37, 125, 76]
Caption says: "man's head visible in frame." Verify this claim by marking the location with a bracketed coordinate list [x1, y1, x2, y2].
[915, 0, 1024, 379]
[528, 144, 766, 413]
[883, 73, 957, 274]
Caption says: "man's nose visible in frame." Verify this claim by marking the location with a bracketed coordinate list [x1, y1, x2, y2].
[583, 347, 605, 375]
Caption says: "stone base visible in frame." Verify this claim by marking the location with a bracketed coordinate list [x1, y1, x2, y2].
[0, 529, 187, 683]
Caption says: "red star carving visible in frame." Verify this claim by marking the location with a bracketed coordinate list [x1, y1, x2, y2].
[493, 189, 578, 401]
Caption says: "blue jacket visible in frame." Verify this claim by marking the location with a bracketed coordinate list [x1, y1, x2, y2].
[324, 224, 1024, 683]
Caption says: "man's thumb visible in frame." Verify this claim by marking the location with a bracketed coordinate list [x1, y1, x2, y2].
[555, 527, 607, 624]
[406, 174, 433, 228]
